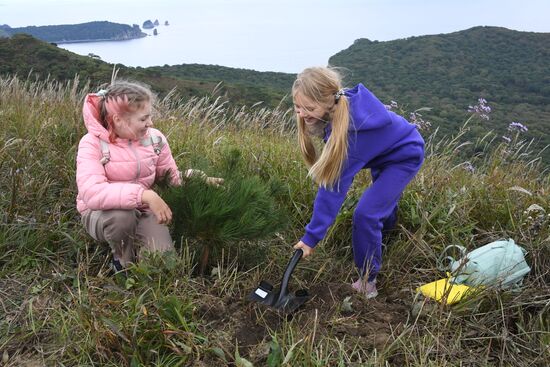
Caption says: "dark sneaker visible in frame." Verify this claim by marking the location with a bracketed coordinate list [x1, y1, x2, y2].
[112, 259, 126, 274]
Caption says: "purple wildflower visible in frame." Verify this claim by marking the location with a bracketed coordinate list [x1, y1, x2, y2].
[463, 161, 475, 173]
[508, 121, 528, 133]
[467, 97, 491, 120]
[384, 100, 399, 110]
[409, 111, 432, 131]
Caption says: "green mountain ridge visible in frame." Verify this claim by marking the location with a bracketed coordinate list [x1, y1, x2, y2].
[1, 26, 548, 162]
[329, 26, 550, 161]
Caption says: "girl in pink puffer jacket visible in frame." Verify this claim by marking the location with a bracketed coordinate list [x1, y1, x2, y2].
[76, 81, 183, 272]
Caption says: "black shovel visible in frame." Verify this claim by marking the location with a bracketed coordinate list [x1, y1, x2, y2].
[248, 249, 309, 313]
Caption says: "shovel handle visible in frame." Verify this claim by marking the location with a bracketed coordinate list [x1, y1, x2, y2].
[279, 249, 303, 294]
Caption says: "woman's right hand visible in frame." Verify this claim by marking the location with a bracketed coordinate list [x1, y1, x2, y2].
[142, 190, 172, 224]
[293, 241, 314, 258]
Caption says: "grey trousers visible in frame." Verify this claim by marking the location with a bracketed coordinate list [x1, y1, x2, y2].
[81, 209, 174, 266]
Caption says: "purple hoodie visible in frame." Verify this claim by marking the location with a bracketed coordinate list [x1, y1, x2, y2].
[300, 83, 425, 247]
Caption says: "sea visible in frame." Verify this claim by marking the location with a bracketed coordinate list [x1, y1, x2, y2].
[0, 0, 378, 73]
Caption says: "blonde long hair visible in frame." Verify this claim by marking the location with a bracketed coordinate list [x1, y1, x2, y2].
[293, 67, 350, 188]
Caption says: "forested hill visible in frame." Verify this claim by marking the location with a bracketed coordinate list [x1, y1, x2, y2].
[147, 64, 295, 92]
[329, 26, 550, 159]
[0, 34, 290, 106]
[0, 21, 146, 43]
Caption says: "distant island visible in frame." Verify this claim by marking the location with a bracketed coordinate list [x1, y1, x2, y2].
[0, 21, 146, 43]
[143, 19, 169, 29]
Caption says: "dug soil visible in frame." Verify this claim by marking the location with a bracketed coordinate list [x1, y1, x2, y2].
[196, 281, 411, 365]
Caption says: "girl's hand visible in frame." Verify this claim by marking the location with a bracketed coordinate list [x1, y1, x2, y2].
[205, 176, 224, 187]
[184, 169, 207, 180]
[293, 241, 314, 258]
[185, 169, 224, 187]
[142, 190, 172, 224]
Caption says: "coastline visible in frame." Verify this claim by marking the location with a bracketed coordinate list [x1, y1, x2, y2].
[55, 34, 148, 44]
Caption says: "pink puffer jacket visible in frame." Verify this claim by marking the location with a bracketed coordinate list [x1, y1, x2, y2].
[76, 94, 181, 214]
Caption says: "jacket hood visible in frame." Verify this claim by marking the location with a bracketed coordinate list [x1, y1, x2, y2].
[82, 93, 111, 141]
[345, 83, 392, 131]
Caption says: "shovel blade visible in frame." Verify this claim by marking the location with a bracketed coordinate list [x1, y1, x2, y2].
[248, 249, 309, 313]
[273, 289, 309, 313]
[248, 280, 276, 305]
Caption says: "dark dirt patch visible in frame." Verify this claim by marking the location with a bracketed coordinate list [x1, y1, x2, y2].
[305, 282, 409, 350]
[196, 290, 284, 358]
[195, 280, 412, 363]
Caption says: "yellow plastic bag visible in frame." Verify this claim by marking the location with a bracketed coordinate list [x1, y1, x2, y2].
[417, 277, 477, 305]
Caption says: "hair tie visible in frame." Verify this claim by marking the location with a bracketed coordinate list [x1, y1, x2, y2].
[96, 89, 108, 99]
[334, 89, 346, 103]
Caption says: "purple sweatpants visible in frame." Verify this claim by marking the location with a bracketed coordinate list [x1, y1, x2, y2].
[352, 161, 422, 281]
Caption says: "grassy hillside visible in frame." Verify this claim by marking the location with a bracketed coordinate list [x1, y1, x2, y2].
[0, 76, 548, 366]
[0, 34, 290, 107]
[329, 26, 550, 162]
[148, 64, 295, 105]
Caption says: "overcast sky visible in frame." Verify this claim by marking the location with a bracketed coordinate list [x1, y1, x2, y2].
[2, 0, 548, 38]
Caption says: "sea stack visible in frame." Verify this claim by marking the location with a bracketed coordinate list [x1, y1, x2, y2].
[143, 20, 154, 29]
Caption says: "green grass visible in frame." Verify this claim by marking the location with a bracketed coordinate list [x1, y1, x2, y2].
[0, 75, 548, 366]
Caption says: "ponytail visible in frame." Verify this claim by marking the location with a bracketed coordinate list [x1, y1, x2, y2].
[293, 67, 350, 189]
[309, 96, 349, 188]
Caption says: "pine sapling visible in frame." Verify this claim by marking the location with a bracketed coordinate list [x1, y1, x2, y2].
[163, 149, 287, 275]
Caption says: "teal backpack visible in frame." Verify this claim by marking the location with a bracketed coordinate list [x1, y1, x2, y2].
[438, 239, 531, 289]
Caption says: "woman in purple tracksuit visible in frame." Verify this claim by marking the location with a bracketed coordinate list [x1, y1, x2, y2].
[292, 67, 424, 298]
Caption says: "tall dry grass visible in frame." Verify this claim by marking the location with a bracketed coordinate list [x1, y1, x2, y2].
[0, 75, 548, 366]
